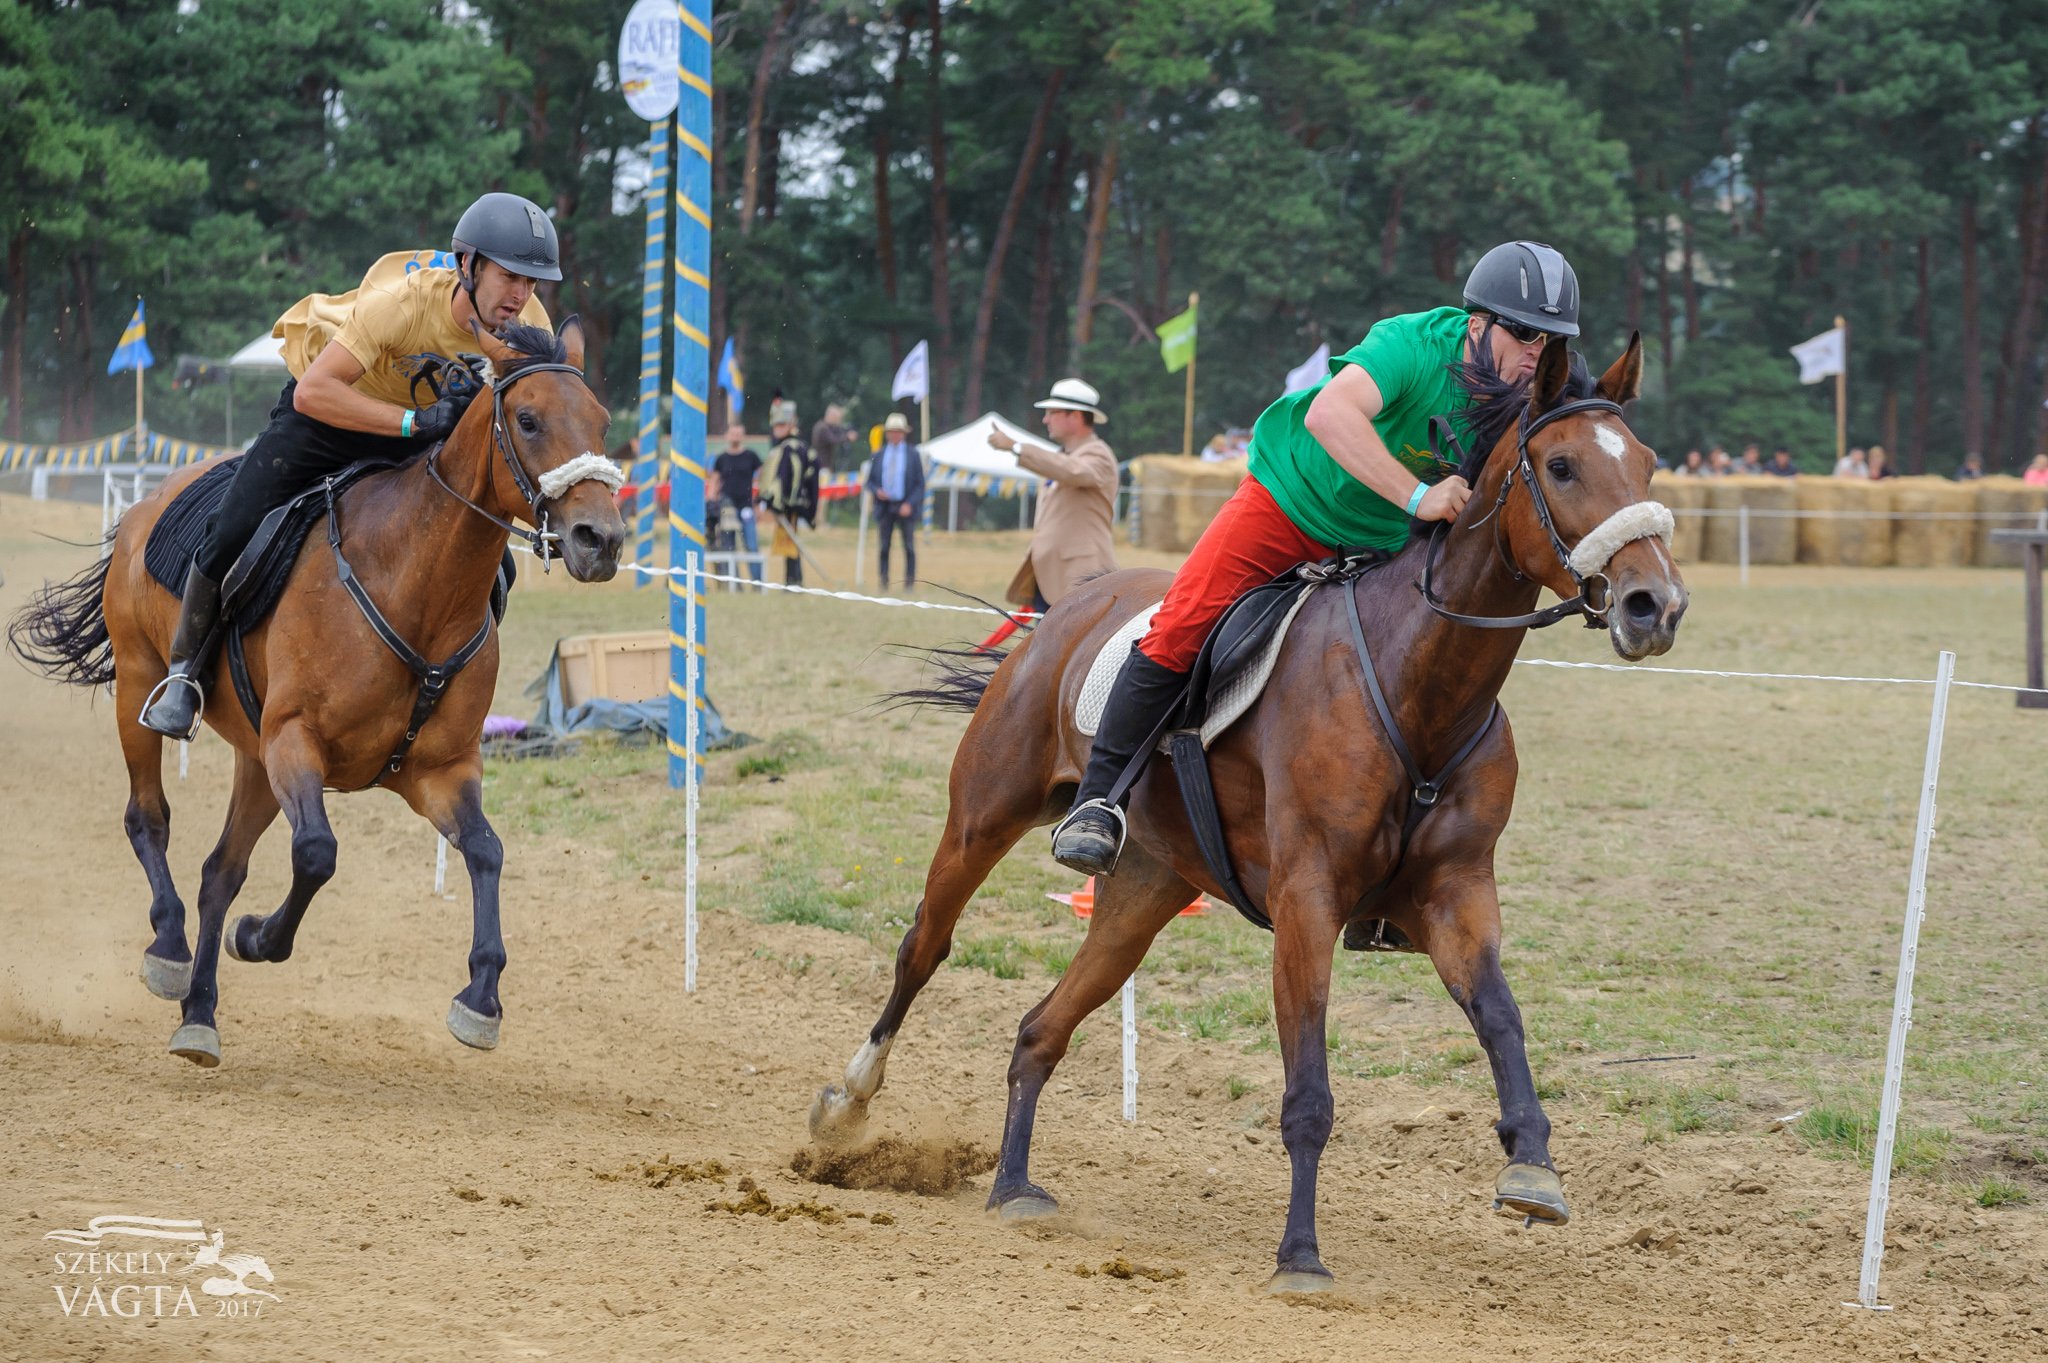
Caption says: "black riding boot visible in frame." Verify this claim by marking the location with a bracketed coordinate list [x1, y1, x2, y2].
[1050, 647, 1188, 876]
[139, 563, 225, 741]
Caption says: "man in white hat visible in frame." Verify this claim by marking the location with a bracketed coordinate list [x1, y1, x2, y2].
[987, 377, 1119, 613]
[864, 411, 927, 588]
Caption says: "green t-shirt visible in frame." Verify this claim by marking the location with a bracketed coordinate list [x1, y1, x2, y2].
[1247, 305, 1472, 552]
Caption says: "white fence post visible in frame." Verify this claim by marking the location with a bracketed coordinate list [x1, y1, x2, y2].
[1738, 503, 1751, 586]
[1121, 974, 1138, 1123]
[684, 550, 701, 994]
[434, 835, 448, 896]
[1849, 649, 1955, 1312]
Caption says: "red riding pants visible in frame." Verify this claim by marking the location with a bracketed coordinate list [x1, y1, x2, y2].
[1137, 476, 1333, 673]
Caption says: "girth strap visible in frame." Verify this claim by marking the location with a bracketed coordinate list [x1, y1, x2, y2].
[325, 476, 493, 784]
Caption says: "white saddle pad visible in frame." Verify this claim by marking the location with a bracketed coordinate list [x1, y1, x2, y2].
[1074, 588, 1320, 750]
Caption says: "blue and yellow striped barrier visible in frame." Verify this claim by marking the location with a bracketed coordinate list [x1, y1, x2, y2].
[0, 432, 134, 471]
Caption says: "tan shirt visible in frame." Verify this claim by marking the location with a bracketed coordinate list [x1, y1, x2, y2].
[1006, 432, 1119, 608]
[273, 250, 551, 408]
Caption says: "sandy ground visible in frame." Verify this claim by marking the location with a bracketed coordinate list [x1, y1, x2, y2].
[1, 489, 2042, 1363]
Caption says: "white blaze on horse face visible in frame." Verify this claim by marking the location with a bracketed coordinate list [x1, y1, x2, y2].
[1593, 422, 1628, 462]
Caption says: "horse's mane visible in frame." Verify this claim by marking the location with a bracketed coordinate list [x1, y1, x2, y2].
[494, 321, 570, 377]
[1443, 335, 1598, 484]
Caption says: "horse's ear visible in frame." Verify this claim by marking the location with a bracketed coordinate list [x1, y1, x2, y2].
[1529, 335, 1573, 416]
[1597, 331, 1645, 406]
[557, 314, 586, 371]
[466, 320, 516, 369]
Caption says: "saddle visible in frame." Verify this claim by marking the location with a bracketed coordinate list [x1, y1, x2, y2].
[143, 455, 515, 734]
[1088, 552, 1495, 949]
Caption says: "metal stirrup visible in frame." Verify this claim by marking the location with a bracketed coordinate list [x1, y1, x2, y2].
[1054, 797, 1129, 864]
[137, 672, 206, 741]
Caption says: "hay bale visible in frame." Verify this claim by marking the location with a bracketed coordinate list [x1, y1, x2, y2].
[1703, 477, 1797, 564]
[1176, 458, 1247, 549]
[1648, 473, 1707, 563]
[1796, 478, 1894, 567]
[1129, 455, 1245, 552]
[1972, 476, 2048, 567]
[1889, 477, 1977, 567]
[1129, 456, 1181, 552]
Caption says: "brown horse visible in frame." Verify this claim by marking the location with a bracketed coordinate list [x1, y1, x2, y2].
[8, 320, 624, 1068]
[811, 335, 1688, 1291]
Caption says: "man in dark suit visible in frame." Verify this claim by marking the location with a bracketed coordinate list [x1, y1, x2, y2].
[865, 411, 926, 588]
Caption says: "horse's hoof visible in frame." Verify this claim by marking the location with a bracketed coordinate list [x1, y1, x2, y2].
[446, 1000, 501, 1050]
[808, 1084, 868, 1146]
[141, 952, 191, 1001]
[1264, 1269, 1337, 1296]
[993, 1192, 1061, 1223]
[167, 1024, 221, 1068]
[222, 916, 260, 963]
[1494, 1163, 1570, 1226]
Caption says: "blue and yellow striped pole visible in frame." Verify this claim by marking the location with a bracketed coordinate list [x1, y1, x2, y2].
[666, 0, 713, 788]
[634, 116, 672, 585]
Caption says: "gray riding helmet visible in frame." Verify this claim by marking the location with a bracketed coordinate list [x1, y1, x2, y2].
[1463, 240, 1579, 337]
[451, 192, 563, 282]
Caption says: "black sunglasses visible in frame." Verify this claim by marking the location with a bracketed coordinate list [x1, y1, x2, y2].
[1489, 316, 1559, 346]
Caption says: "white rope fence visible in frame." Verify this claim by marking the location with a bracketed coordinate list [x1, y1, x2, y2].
[479, 549, 2026, 1312]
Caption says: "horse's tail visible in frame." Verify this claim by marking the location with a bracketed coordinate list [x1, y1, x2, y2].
[7, 546, 117, 688]
[882, 644, 1002, 715]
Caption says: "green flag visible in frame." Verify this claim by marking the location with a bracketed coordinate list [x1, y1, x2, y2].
[1158, 299, 1198, 374]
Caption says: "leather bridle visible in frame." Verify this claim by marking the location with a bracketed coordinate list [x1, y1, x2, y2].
[1417, 396, 1628, 631]
[424, 360, 588, 572]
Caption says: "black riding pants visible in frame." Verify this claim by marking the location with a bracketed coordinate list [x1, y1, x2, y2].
[195, 380, 431, 581]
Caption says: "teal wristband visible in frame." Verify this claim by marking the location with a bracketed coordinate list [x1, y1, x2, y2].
[401, 410, 414, 438]
[1405, 481, 1428, 517]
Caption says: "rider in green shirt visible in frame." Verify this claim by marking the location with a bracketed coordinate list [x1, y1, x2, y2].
[1052, 240, 1583, 876]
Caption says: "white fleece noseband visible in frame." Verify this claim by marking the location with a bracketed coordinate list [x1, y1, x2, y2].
[536, 452, 626, 502]
[1568, 501, 1674, 577]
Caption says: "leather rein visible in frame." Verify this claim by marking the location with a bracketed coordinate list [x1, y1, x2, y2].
[1416, 396, 1627, 631]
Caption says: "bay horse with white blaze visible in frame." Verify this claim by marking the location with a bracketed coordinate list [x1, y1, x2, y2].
[8, 320, 623, 1068]
[811, 334, 1687, 1291]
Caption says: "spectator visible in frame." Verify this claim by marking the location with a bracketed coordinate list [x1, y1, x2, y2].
[1767, 447, 1798, 478]
[711, 426, 763, 586]
[1676, 449, 1707, 477]
[1867, 445, 1897, 480]
[865, 412, 926, 588]
[810, 402, 856, 474]
[2025, 453, 2048, 488]
[1833, 445, 1869, 478]
[1737, 443, 1766, 476]
[1708, 447, 1734, 477]
[761, 399, 819, 586]
[1200, 434, 1234, 463]
[986, 378, 1119, 612]
[1955, 450, 1985, 481]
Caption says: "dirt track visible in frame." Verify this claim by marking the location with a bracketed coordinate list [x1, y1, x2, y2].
[2, 491, 2041, 1362]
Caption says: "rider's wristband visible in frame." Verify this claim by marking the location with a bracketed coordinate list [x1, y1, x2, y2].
[1405, 481, 1428, 517]
[401, 409, 415, 438]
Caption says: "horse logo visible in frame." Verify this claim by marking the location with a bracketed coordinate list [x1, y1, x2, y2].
[184, 1228, 279, 1301]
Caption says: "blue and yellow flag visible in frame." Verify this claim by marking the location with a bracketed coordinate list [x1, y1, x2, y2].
[107, 299, 155, 375]
[717, 336, 744, 421]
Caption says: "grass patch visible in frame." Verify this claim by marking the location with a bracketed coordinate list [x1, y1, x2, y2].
[1969, 1176, 2029, 1209]
[1224, 1075, 1255, 1101]
[1795, 1104, 1955, 1175]
[951, 936, 1027, 980]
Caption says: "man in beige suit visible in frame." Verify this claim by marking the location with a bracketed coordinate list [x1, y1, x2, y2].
[988, 378, 1119, 612]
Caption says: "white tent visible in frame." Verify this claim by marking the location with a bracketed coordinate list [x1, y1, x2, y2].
[918, 411, 1037, 482]
[227, 333, 288, 371]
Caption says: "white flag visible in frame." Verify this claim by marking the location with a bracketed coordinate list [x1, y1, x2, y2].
[1789, 326, 1845, 385]
[1282, 343, 1331, 396]
[891, 340, 930, 403]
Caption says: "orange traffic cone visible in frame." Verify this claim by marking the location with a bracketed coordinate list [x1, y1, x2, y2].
[1050, 876, 1206, 920]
